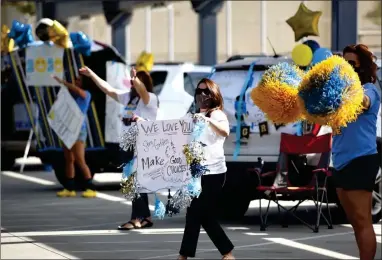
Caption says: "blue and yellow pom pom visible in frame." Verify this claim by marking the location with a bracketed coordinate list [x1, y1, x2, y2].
[298, 55, 364, 130]
[251, 62, 304, 124]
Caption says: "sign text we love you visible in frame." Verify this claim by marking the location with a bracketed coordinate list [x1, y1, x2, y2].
[136, 118, 194, 193]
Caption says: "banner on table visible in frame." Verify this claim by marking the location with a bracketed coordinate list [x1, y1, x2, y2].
[105, 61, 130, 143]
[25, 45, 64, 86]
[47, 87, 85, 148]
[136, 118, 193, 193]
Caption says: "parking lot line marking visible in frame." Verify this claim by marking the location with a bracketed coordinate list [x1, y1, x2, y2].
[263, 238, 358, 259]
[1, 171, 157, 211]
[2, 171, 55, 186]
[142, 231, 356, 259]
[244, 232, 269, 236]
[341, 224, 381, 235]
[4, 230, 127, 237]
[1, 232, 79, 259]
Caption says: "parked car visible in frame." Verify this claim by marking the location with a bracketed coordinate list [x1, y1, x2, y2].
[208, 55, 382, 223]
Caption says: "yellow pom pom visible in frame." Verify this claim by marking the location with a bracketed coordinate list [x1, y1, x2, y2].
[251, 62, 304, 124]
[298, 55, 364, 130]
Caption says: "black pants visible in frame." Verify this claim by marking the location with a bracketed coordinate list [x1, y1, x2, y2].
[179, 173, 234, 257]
[119, 148, 151, 220]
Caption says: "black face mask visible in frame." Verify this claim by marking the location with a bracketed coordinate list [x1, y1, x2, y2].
[195, 88, 213, 110]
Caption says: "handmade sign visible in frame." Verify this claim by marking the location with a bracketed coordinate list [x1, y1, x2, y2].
[105, 61, 130, 143]
[25, 44, 64, 86]
[47, 87, 85, 149]
[135, 118, 194, 193]
[13, 102, 39, 131]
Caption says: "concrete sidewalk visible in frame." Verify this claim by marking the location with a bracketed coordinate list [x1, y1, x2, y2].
[1, 230, 78, 259]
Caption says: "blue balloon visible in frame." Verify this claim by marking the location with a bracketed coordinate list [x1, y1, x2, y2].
[70, 31, 92, 56]
[311, 48, 332, 66]
[8, 20, 34, 48]
[303, 40, 320, 53]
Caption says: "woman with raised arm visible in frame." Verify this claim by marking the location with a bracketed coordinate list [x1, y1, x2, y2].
[52, 75, 96, 198]
[178, 78, 235, 260]
[79, 66, 158, 230]
[333, 44, 381, 260]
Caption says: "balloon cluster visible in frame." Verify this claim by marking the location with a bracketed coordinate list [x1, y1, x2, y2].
[292, 40, 332, 67]
[251, 55, 364, 131]
[3, 18, 92, 56]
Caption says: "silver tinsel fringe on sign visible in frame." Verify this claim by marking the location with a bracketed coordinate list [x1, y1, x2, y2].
[119, 123, 138, 152]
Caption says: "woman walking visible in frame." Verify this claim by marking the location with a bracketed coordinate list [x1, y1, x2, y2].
[178, 78, 235, 260]
[79, 66, 158, 230]
[333, 44, 381, 260]
[52, 75, 96, 198]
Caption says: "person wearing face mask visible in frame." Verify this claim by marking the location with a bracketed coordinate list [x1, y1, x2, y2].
[178, 78, 235, 260]
[79, 66, 158, 230]
[332, 44, 381, 260]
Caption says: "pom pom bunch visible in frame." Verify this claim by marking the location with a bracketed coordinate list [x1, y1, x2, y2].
[298, 55, 363, 129]
[251, 56, 364, 130]
[251, 62, 304, 124]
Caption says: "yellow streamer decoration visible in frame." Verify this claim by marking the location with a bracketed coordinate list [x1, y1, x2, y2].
[1, 25, 15, 53]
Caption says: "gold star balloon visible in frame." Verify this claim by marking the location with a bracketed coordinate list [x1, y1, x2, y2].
[1, 25, 15, 53]
[286, 3, 322, 42]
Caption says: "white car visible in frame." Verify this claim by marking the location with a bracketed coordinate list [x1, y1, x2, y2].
[132, 62, 212, 120]
[209, 55, 382, 222]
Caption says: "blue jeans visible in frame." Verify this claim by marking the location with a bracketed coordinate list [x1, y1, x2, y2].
[78, 129, 87, 142]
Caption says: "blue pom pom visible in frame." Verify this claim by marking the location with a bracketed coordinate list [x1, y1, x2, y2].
[154, 195, 166, 219]
[190, 160, 209, 178]
[269, 62, 303, 87]
[192, 120, 206, 140]
[187, 177, 201, 198]
[122, 158, 135, 179]
[299, 66, 353, 115]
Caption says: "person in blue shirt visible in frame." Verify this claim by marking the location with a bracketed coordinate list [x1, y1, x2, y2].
[332, 44, 380, 260]
[52, 75, 96, 198]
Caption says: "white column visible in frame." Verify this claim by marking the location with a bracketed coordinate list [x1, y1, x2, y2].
[145, 6, 152, 52]
[260, 1, 267, 55]
[168, 4, 174, 61]
[226, 1, 232, 58]
[126, 24, 131, 64]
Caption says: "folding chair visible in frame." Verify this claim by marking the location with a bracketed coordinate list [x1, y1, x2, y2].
[255, 133, 333, 233]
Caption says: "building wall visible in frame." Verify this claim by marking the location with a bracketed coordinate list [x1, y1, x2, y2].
[2, 1, 381, 63]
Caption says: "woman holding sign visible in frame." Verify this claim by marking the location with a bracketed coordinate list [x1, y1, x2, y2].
[178, 79, 235, 260]
[52, 75, 97, 198]
[79, 66, 158, 230]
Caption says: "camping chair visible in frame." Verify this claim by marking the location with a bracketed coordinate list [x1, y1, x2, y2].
[255, 133, 333, 233]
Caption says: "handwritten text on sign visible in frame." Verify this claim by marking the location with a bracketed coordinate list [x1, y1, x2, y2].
[136, 118, 194, 193]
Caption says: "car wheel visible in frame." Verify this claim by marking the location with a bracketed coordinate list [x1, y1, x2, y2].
[372, 167, 381, 223]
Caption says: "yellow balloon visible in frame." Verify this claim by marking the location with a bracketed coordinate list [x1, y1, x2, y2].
[292, 44, 313, 66]
[47, 20, 70, 48]
[135, 51, 154, 72]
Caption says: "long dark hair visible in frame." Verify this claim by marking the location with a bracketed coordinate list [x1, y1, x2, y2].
[195, 78, 224, 117]
[343, 44, 378, 85]
[128, 70, 154, 104]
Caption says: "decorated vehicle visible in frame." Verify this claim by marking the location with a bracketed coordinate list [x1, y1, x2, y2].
[1, 20, 211, 189]
[209, 55, 382, 223]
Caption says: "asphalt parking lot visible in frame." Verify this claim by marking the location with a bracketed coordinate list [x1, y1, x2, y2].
[1, 170, 381, 259]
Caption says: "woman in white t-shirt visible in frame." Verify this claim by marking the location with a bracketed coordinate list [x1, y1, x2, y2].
[178, 78, 235, 260]
[79, 66, 158, 230]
